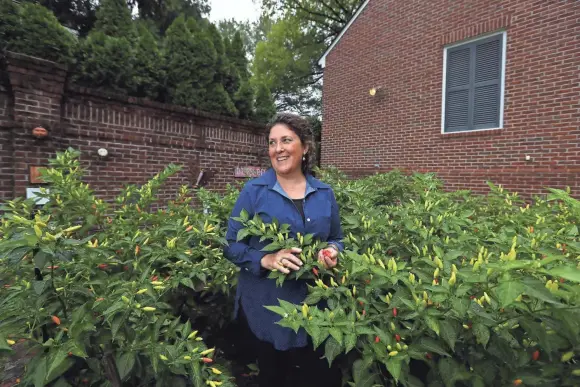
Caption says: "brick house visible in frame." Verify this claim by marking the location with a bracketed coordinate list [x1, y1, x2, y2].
[318, 0, 579, 198]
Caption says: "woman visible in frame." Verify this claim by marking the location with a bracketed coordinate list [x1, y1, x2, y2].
[224, 113, 344, 387]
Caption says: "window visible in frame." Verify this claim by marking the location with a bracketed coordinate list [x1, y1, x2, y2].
[442, 32, 506, 133]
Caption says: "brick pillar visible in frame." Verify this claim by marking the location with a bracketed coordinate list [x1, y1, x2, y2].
[4, 52, 68, 197]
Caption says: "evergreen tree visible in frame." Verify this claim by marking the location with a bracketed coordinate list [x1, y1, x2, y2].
[253, 82, 276, 123]
[228, 31, 249, 80]
[235, 80, 254, 120]
[93, 0, 136, 39]
[131, 22, 165, 100]
[201, 83, 238, 117]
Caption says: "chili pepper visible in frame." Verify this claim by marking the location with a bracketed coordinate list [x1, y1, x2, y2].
[200, 348, 215, 356]
[392, 308, 398, 317]
[513, 379, 523, 386]
[388, 351, 398, 357]
[97, 264, 108, 269]
[201, 357, 213, 363]
[51, 316, 61, 325]
[561, 351, 574, 362]
[136, 289, 147, 295]
[96, 297, 104, 302]
[151, 275, 159, 281]
[6, 339, 15, 346]
[374, 336, 380, 343]
[186, 226, 193, 232]
[395, 334, 401, 342]
[184, 356, 192, 360]
[312, 268, 319, 277]
[211, 368, 222, 375]
[425, 353, 432, 360]
[47, 266, 59, 270]
[142, 307, 156, 312]
[135, 245, 140, 256]
[532, 350, 540, 361]
[187, 331, 198, 340]
[159, 355, 168, 361]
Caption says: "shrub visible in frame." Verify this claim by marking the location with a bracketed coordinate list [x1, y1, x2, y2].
[0, 148, 236, 386]
[0, 0, 77, 64]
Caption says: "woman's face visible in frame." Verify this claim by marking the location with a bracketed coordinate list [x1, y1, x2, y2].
[268, 123, 307, 177]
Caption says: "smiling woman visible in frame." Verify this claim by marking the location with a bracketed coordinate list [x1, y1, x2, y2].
[223, 113, 344, 387]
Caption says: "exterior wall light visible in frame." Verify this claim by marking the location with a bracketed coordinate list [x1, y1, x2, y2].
[32, 126, 49, 139]
[97, 148, 108, 157]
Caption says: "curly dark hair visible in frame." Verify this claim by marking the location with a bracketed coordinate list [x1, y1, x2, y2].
[265, 113, 313, 175]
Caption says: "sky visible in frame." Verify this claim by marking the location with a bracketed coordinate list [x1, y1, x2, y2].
[209, 0, 261, 23]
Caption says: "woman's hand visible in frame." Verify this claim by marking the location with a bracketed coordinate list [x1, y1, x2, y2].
[261, 248, 303, 274]
[318, 246, 339, 269]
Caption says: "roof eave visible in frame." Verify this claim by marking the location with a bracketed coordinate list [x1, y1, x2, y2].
[317, 0, 371, 68]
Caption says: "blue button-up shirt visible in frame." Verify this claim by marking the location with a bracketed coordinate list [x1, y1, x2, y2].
[224, 168, 344, 350]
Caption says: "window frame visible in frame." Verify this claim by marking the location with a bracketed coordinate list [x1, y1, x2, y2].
[441, 30, 507, 134]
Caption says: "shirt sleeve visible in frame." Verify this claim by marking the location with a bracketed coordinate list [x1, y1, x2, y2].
[327, 189, 344, 252]
[223, 186, 269, 276]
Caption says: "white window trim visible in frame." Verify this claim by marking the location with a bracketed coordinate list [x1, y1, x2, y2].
[441, 30, 507, 134]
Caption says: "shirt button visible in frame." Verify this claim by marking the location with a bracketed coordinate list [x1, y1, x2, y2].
[307, 218, 311, 222]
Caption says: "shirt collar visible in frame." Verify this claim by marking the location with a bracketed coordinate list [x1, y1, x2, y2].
[251, 168, 327, 193]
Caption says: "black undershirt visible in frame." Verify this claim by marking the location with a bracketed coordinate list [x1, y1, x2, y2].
[292, 198, 305, 223]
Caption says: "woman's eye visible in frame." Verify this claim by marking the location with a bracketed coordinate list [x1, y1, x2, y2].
[283, 138, 292, 143]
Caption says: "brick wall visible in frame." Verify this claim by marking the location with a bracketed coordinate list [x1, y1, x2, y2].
[321, 0, 580, 198]
[0, 52, 267, 204]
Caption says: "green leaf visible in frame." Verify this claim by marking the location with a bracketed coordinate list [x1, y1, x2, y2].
[451, 297, 469, 318]
[424, 316, 440, 336]
[34, 357, 48, 387]
[46, 350, 75, 384]
[548, 266, 580, 283]
[304, 292, 322, 305]
[415, 337, 450, 357]
[438, 358, 459, 387]
[180, 278, 195, 289]
[329, 327, 343, 345]
[33, 280, 49, 295]
[0, 333, 13, 353]
[344, 332, 357, 353]
[236, 228, 250, 242]
[386, 357, 402, 383]
[53, 377, 72, 387]
[351, 358, 380, 387]
[473, 323, 490, 348]
[262, 241, 281, 252]
[34, 250, 49, 269]
[324, 337, 342, 366]
[439, 319, 458, 351]
[116, 352, 135, 380]
[495, 281, 524, 308]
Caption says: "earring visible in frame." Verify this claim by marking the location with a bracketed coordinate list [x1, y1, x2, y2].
[302, 155, 306, 161]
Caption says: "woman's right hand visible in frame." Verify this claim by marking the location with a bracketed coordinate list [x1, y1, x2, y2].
[261, 248, 303, 274]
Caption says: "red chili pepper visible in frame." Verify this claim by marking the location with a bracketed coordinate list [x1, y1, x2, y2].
[312, 268, 319, 277]
[186, 226, 193, 232]
[359, 301, 364, 306]
[395, 334, 401, 342]
[151, 276, 159, 281]
[47, 266, 59, 270]
[97, 264, 108, 269]
[470, 295, 476, 300]
[201, 357, 213, 363]
[374, 336, 380, 343]
[51, 316, 61, 325]
[425, 353, 432, 360]
[392, 308, 398, 317]
[532, 350, 540, 361]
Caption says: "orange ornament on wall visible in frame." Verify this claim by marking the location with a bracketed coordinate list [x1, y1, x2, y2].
[32, 127, 48, 138]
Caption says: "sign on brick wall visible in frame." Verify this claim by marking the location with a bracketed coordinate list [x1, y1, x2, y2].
[234, 166, 267, 178]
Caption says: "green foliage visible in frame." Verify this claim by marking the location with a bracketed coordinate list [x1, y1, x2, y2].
[0, 0, 77, 64]
[93, 0, 136, 39]
[234, 81, 255, 120]
[164, 16, 216, 109]
[73, 31, 134, 93]
[0, 148, 236, 386]
[131, 22, 165, 100]
[37, 0, 97, 37]
[228, 31, 249, 81]
[242, 170, 580, 386]
[201, 83, 238, 117]
[253, 82, 277, 123]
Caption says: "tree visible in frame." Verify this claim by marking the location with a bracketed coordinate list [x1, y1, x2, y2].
[235, 81, 254, 120]
[164, 16, 216, 109]
[253, 0, 362, 114]
[251, 16, 322, 115]
[131, 22, 165, 100]
[0, 0, 77, 64]
[253, 82, 276, 123]
[132, 0, 210, 35]
[228, 31, 250, 80]
[36, 0, 97, 37]
[93, 0, 136, 39]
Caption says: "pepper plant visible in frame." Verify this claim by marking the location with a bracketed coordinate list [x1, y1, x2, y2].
[258, 172, 580, 387]
[0, 148, 235, 387]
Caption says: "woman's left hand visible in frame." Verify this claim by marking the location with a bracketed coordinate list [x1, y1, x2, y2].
[318, 246, 339, 269]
